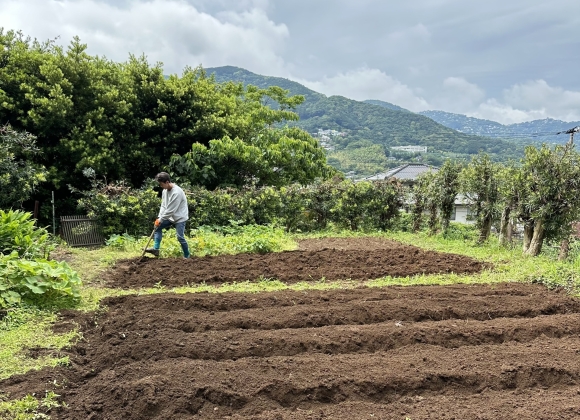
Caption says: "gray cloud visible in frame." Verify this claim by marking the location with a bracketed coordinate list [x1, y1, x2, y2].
[1, 0, 580, 124]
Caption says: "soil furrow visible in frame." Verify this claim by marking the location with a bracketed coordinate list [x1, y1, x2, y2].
[69, 313, 580, 364]
[4, 238, 580, 419]
[79, 284, 580, 336]
[95, 281, 562, 313]
[226, 392, 580, 420]
[21, 336, 580, 419]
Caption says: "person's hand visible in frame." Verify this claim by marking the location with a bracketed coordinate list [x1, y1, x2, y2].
[154, 219, 161, 227]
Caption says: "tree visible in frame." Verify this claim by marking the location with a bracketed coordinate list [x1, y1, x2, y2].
[410, 171, 437, 232]
[0, 29, 335, 220]
[0, 125, 46, 209]
[168, 88, 336, 188]
[433, 159, 463, 235]
[518, 144, 580, 256]
[496, 162, 522, 247]
[0, 31, 139, 211]
[460, 153, 500, 243]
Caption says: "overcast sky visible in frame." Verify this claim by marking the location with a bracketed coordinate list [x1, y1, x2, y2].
[2, 0, 580, 124]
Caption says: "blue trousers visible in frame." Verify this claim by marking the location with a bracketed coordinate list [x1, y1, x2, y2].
[153, 220, 190, 258]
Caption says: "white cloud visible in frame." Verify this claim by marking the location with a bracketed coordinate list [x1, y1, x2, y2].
[0, 0, 289, 75]
[472, 100, 548, 125]
[385, 23, 431, 49]
[295, 68, 430, 111]
[428, 77, 486, 113]
[2, 0, 580, 124]
[469, 80, 580, 124]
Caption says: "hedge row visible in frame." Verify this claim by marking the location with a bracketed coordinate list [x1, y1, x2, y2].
[77, 178, 405, 236]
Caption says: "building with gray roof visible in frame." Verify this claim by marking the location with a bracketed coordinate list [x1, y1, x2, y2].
[362, 163, 437, 183]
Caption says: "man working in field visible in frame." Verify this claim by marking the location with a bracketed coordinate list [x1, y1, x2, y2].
[145, 172, 190, 258]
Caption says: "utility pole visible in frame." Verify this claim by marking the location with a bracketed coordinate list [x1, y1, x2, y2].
[556, 126, 580, 145]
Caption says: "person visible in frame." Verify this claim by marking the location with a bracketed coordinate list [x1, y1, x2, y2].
[145, 172, 190, 258]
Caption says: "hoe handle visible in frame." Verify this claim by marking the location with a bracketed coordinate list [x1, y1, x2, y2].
[140, 226, 158, 260]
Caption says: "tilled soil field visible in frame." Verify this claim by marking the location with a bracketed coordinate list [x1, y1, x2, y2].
[105, 237, 489, 288]
[3, 238, 580, 419]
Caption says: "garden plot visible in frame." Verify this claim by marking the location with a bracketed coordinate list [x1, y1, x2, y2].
[3, 238, 580, 419]
[106, 237, 488, 288]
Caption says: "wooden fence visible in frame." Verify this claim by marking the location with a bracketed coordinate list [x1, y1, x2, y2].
[60, 215, 105, 248]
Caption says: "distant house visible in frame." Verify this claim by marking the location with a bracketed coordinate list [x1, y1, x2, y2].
[362, 163, 436, 184]
[450, 194, 472, 224]
[362, 163, 473, 224]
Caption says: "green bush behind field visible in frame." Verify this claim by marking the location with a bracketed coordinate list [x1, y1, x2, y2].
[78, 178, 404, 237]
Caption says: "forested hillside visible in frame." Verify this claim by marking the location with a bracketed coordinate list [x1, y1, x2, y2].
[207, 66, 526, 175]
[362, 99, 410, 113]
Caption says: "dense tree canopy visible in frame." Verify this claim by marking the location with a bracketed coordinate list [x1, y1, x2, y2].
[0, 29, 333, 216]
[0, 125, 46, 208]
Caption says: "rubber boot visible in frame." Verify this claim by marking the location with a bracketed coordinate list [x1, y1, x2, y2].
[145, 239, 161, 257]
[181, 242, 190, 259]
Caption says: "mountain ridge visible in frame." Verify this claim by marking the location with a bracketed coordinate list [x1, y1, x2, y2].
[418, 110, 578, 143]
[205, 66, 535, 174]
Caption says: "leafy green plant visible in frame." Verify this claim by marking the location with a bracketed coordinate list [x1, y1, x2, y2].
[0, 252, 82, 309]
[0, 210, 55, 259]
[0, 391, 61, 419]
[187, 223, 291, 256]
[105, 233, 137, 250]
[442, 222, 478, 241]
[528, 264, 580, 293]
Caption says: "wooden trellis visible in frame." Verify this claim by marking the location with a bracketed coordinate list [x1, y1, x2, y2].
[60, 215, 105, 248]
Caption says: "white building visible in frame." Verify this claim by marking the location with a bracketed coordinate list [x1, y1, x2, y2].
[391, 145, 428, 153]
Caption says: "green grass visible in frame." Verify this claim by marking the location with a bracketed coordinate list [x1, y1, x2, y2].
[4, 225, 580, 415]
[0, 390, 62, 420]
[0, 308, 79, 380]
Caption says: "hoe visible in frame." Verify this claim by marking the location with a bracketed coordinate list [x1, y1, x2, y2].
[139, 226, 158, 261]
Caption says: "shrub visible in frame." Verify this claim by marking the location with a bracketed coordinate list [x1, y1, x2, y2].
[0, 210, 55, 259]
[187, 186, 241, 227]
[105, 233, 137, 250]
[246, 186, 283, 226]
[0, 252, 82, 309]
[330, 180, 402, 231]
[304, 178, 341, 230]
[391, 211, 413, 232]
[443, 222, 478, 241]
[76, 175, 407, 235]
[279, 184, 310, 232]
[75, 170, 159, 236]
[0, 125, 47, 209]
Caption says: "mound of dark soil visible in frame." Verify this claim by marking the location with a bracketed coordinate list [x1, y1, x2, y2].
[3, 282, 580, 419]
[105, 237, 488, 289]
